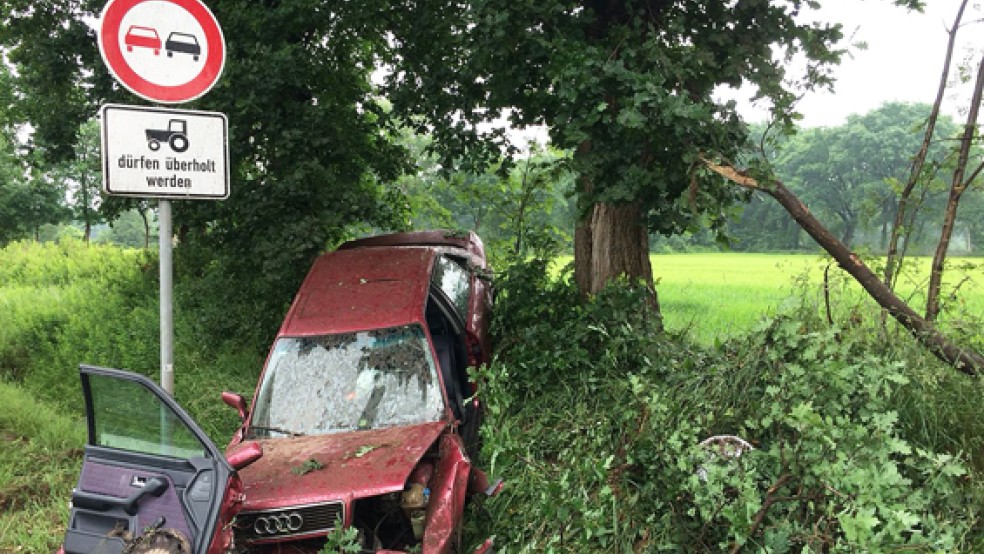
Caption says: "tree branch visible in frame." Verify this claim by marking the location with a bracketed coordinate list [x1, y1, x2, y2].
[701, 156, 982, 377]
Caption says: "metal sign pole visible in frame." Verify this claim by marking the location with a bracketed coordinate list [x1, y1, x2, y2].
[159, 199, 174, 396]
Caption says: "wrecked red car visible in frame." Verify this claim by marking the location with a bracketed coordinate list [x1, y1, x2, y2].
[222, 230, 499, 553]
[60, 230, 499, 554]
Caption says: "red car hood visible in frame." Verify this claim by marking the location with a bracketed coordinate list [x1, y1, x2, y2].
[236, 421, 446, 510]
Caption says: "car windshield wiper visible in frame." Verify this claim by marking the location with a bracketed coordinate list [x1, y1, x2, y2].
[357, 385, 386, 430]
[249, 425, 305, 438]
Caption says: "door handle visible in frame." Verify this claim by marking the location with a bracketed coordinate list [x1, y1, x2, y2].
[72, 476, 169, 515]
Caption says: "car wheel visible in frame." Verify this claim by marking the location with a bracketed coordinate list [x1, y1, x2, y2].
[154, 49, 160, 56]
[127, 45, 133, 52]
[148, 139, 160, 151]
[167, 51, 173, 57]
[169, 135, 189, 153]
[193, 55, 199, 62]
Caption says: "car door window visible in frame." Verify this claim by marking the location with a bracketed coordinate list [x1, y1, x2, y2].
[432, 255, 471, 318]
[88, 372, 206, 458]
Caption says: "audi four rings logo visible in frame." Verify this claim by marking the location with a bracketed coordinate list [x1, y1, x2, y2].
[253, 512, 304, 535]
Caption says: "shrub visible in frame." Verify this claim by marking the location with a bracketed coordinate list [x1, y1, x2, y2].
[474, 260, 981, 552]
[0, 240, 262, 442]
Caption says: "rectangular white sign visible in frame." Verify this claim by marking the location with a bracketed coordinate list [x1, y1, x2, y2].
[100, 103, 229, 199]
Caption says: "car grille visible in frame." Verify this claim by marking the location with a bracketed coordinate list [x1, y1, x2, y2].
[235, 502, 344, 543]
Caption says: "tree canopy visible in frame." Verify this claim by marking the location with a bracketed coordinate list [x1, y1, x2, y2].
[382, 0, 925, 295]
[773, 102, 959, 249]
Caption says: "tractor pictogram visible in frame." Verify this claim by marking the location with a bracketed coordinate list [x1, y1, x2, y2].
[146, 119, 190, 152]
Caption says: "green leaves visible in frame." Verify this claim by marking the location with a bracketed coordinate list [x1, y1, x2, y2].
[385, 0, 881, 242]
[476, 269, 978, 551]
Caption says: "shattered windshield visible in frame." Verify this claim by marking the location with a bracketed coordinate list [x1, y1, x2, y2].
[250, 325, 444, 438]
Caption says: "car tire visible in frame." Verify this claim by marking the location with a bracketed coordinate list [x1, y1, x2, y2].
[167, 51, 173, 57]
[148, 139, 161, 151]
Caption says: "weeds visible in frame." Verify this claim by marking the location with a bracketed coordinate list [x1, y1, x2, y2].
[0, 382, 85, 551]
[476, 258, 983, 552]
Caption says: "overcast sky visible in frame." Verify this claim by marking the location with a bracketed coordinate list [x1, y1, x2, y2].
[737, 0, 984, 128]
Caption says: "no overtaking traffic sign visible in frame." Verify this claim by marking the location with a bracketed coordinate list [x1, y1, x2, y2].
[98, 0, 226, 104]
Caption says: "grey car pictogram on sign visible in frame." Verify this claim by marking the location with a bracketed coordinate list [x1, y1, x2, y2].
[165, 32, 201, 61]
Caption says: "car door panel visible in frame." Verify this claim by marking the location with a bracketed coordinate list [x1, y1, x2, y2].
[63, 365, 234, 554]
[74, 457, 194, 536]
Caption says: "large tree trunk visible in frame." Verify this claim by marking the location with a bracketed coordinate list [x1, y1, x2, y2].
[572, 139, 660, 315]
[926, 53, 984, 321]
[574, 218, 594, 294]
[574, 201, 661, 313]
[703, 156, 982, 377]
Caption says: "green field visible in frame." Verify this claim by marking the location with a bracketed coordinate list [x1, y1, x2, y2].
[657, 253, 984, 343]
[655, 253, 824, 342]
[557, 253, 984, 344]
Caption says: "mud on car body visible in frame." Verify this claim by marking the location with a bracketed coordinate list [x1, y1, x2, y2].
[59, 231, 499, 554]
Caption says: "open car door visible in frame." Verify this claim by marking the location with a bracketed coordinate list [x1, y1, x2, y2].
[63, 365, 243, 554]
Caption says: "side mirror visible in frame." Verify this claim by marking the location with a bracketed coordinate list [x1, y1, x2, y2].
[226, 441, 263, 471]
[222, 391, 248, 421]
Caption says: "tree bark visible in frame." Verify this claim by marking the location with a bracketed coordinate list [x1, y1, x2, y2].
[574, 217, 595, 293]
[571, 141, 660, 316]
[926, 52, 984, 321]
[574, 142, 596, 295]
[590, 202, 655, 292]
[884, 0, 968, 289]
[140, 208, 151, 249]
[575, 202, 658, 292]
[702, 156, 982, 377]
[575, 201, 662, 316]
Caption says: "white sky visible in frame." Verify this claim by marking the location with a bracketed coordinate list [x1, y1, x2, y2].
[737, 0, 984, 127]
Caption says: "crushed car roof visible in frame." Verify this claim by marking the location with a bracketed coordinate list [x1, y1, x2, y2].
[339, 230, 486, 261]
[279, 246, 436, 336]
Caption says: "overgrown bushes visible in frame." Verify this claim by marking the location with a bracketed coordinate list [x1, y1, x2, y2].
[476, 259, 982, 552]
[0, 240, 156, 406]
[0, 239, 260, 439]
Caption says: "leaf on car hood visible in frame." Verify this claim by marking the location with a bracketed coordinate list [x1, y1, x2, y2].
[291, 458, 324, 475]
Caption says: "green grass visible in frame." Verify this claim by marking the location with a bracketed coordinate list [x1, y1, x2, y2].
[554, 253, 984, 345]
[550, 253, 829, 343]
[652, 253, 828, 342]
[0, 381, 85, 551]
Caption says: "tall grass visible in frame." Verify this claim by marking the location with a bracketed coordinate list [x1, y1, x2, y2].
[0, 382, 85, 551]
[652, 253, 827, 342]
[0, 239, 261, 439]
[646, 253, 982, 345]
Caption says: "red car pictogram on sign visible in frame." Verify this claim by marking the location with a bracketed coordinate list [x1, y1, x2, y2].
[123, 25, 161, 55]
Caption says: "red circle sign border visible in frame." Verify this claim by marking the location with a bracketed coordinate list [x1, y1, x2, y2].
[99, 0, 226, 104]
